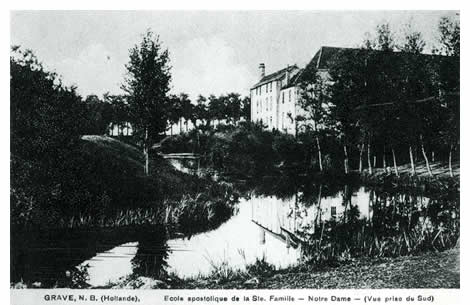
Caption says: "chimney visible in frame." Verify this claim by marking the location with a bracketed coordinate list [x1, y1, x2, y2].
[259, 63, 265, 79]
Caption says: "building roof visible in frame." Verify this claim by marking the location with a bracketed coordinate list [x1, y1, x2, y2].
[252, 46, 456, 89]
[281, 68, 304, 90]
[308, 46, 453, 70]
[251, 65, 298, 89]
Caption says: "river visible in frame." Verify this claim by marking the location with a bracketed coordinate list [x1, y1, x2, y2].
[10, 178, 459, 287]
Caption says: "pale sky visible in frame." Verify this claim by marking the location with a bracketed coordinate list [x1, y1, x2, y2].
[10, 10, 458, 99]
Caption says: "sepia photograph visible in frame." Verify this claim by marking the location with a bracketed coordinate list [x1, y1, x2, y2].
[10, 10, 460, 292]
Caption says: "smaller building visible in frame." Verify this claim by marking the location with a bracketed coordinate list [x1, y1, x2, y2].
[250, 63, 309, 135]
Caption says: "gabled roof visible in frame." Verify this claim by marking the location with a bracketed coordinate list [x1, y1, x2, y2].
[281, 68, 304, 90]
[308, 46, 453, 71]
[252, 46, 456, 90]
[309, 46, 356, 70]
[251, 65, 298, 89]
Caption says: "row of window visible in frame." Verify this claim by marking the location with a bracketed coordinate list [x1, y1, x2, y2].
[255, 96, 274, 114]
[254, 81, 274, 95]
[254, 88, 297, 115]
[281, 89, 292, 104]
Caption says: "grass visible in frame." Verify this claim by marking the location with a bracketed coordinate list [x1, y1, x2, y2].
[360, 159, 459, 182]
[81, 135, 145, 175]
[15, 135, 239, 230]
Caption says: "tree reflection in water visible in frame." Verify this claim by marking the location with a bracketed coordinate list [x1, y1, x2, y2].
[248, 176, 459, 265]
[131, 226, 170, 279]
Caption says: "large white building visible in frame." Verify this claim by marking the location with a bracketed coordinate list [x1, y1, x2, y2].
[250, 46, 350, 135]
[250, 63, 305, 135]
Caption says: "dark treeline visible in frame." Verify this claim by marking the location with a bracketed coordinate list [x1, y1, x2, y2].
[168, 93, 251, 133]
[10, 38, 238, 231]
[297, 20, 459, 178]
[81, 91, 251, 137]
[162, 19, 459, 181]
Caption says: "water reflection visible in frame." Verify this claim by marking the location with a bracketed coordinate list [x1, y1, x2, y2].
[11, 178, 459, 287]
[131, 231, 170, 279]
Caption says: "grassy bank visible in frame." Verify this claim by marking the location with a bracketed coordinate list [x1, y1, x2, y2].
[12, 135, 239, 232]
[102, 246, 459, 289]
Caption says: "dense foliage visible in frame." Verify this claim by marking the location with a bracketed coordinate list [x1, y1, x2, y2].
[10, 47, 237, 231]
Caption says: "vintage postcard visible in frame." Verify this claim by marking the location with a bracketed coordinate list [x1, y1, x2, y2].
[9, 9, 461, 305]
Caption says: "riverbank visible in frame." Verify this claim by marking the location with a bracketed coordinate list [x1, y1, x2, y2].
[108, 247, 459, 289]
[254, 247, 459, 289]
[360, 159, 459, 181]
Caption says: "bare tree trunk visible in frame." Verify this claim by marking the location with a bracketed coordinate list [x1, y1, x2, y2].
[144, 128, 149, 175]
[391, 147, 399, 177]
[373, 155, 377, 168]
[315, 185, 323, 230]
[409, 145, 416, 176]
[359, 143, 365, 173]
[432, 151, 435, 162]
[449, 144, 454, 178]
[367, 140, 372, 174]
[343, 145, 349, 174]
[383, 145, 387, 172]
[316, 136, 323, 172]
[420, 135, 433, 177]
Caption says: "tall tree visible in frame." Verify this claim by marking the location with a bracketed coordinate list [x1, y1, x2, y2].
[195, 95, 210, 129]
[297, 62, 330, 172]
[327, 48, 368, 174]
[11, 46, 86, 228]
[122, 30, 172, 175]
[434, 15, 460, 177]
[398, 25, 433, 176]
[167, 94, 183, 135]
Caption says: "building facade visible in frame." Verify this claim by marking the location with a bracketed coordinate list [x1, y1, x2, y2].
[250, 46, 359, 135]
[250, 63, 305, 134]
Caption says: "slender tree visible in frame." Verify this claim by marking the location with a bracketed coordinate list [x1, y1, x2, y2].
[297, 61, 330, 172]
[122, 30, 172, 175]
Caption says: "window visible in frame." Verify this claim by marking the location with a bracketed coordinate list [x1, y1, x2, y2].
[266, 84, 268, 93]
[266, 98, 268, 111]
[331, 206, 337, 218]
[282, 92, 285, 104]
[270, 96, 273, 111]
[281, 112, 284, 128]
[269, 82, 272, 92]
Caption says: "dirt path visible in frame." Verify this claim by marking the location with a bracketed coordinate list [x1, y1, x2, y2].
[259, 248, 460, 289]
[179, 248, 459, 289]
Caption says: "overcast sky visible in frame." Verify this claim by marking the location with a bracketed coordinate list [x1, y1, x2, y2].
[11, 10, 458, 99]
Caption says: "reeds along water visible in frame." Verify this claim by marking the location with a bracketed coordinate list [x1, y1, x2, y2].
[298, 187, 459, 264]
